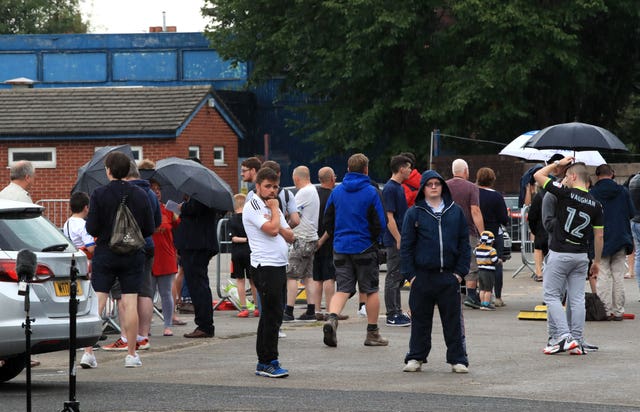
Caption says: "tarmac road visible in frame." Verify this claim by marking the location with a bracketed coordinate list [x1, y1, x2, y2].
[2, 252, 640, 411]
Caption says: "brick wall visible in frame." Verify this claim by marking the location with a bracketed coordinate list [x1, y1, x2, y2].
[0, 105, 239, 202]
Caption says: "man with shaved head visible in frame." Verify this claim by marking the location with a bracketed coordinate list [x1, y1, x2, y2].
[283, 165, 320, 321]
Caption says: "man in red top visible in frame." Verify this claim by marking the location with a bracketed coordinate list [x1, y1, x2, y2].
[401, 152, 421, 207]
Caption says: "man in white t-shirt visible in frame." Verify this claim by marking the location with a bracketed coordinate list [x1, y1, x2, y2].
[243, 167, 295, 378]
[283, 166, 320, 322]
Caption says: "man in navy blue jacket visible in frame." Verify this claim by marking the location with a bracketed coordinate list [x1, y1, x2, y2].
[174, 187, 222, 338]
[322, 153, 388, 348]
[400, 170, 470, 373]
[590, 164, 635, 320]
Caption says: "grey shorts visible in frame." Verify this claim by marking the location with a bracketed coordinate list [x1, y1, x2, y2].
[478, 269, 495, 292]
[466, 235, 480, 281]
[287, 239, 317, 279]
[333, 250, 379, 295]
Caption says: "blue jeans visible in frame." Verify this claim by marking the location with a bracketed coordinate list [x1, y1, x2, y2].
[631, 222, 640, 293]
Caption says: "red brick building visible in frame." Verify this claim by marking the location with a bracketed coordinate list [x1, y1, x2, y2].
[0, 85, 244, 204]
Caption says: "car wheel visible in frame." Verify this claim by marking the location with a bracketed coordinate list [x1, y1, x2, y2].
[0, 354, 26, 382]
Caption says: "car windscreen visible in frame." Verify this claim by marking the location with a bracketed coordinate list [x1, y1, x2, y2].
[0, 212, 75, 252]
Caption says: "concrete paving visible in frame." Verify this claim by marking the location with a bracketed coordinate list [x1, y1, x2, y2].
[25, 251, 640, 410]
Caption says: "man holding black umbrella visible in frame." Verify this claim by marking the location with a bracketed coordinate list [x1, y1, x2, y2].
[174, 168, 223, 338]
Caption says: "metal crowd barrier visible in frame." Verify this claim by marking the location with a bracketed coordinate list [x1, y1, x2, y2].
[512, 205, 536, 278]
[213, 217, 239, 310]
[36, 199, 70, 229]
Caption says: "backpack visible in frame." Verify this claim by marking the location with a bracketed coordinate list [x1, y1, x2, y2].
[109, 192, 145, 255]
[585, 292, 607, 321]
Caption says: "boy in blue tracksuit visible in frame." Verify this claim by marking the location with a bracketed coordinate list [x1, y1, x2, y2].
[400, 170, 471, 373]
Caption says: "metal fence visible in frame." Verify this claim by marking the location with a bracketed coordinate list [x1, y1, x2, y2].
[36, 199, 70, 229]
[512, 205, 535, 278]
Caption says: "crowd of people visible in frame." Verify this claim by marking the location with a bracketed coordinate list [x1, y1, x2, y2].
[5, 150, 638, 376]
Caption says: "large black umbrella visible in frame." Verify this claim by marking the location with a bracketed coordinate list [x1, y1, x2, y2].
[71, 145, 135, 195]
[525, 122, 628, 152]
[150, 157, 234, 211]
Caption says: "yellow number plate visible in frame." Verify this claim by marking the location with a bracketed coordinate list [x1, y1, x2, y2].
[53, 281, 83, 297]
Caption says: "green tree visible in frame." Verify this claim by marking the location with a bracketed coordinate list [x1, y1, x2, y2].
[0, 0, 88, 34]
[204, 0, 640, 168]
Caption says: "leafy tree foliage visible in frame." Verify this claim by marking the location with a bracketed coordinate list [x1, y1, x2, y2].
[204, 0, 640, 167]
[0, 0, 88, 34]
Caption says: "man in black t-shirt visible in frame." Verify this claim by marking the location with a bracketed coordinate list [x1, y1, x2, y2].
[533, 157, 603, 355]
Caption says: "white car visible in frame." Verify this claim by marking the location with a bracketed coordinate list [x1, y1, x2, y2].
[0, 200, 101, 382]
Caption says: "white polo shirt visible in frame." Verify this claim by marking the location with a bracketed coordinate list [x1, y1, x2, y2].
[242, 195, 290, 267]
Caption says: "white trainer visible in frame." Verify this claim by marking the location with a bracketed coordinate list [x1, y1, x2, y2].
[358, 305, 367, 318]
[124, 353, 142, 368]
[452, 363, 469, 373]
[403, 359, 422, 372]
[278, 329, 287, 338]
[80, 352, 97, 369]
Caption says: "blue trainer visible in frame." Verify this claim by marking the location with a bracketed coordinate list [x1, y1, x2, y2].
[257, 360, 289, 378]
[386, 313, 411, 327]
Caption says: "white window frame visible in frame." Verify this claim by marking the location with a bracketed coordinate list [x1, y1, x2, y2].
[95, 145, 142, 161]
[213, 146, 226, 166]
[130, 146, 143, 161]
[9, 147, 56, 168]
[188, 146, 200, 160]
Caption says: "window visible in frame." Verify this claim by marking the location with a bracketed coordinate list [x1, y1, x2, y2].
[188, 146, 200, 160]
[131, 146, 143, 161]
[95, 146, 142, 161]
[213, 146, 225, 166]
[9, 147, 56, 168]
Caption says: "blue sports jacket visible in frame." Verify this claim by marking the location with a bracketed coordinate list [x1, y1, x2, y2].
[323, 172, 386, 254]
[400, 170, 470, 279]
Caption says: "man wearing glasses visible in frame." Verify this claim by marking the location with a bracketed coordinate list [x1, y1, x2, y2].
[241, 157, 262, 192]
[400, 170, 470, 373]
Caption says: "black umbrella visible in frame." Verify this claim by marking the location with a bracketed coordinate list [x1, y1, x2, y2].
[150, 157, 234, 211]
[71, 145, 135, 195]
[525, 122, 628, 152]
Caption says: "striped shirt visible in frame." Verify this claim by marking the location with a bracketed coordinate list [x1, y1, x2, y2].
[474, 243, 498, 271]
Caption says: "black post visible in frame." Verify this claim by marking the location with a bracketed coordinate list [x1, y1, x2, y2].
[62, 255, 80, 412]
[21, 282, 32, 412]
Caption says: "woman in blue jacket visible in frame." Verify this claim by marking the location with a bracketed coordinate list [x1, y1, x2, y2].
[400, 170, 470, 373]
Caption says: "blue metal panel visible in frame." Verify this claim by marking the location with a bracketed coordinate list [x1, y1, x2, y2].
[183, 50, 246, 80]
[0, 33, 211, 51]
[0, 53, 38, 81]
[113, 51, 177, 81]
[42, 52, 107, 82]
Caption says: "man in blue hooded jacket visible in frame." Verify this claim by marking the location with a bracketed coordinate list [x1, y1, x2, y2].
[322, 153, 388, 348]
[590, 164, 635, 320]
[400, 170, 470, 373]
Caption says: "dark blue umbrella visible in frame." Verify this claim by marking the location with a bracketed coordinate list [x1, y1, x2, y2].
[525, 122, 628, 152]
[150, 157, 234, 211]
[71, 145, 135, 195]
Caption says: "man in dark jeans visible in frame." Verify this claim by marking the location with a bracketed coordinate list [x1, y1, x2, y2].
[243, 167, 294, 378]
[174, 182, 222, 339]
